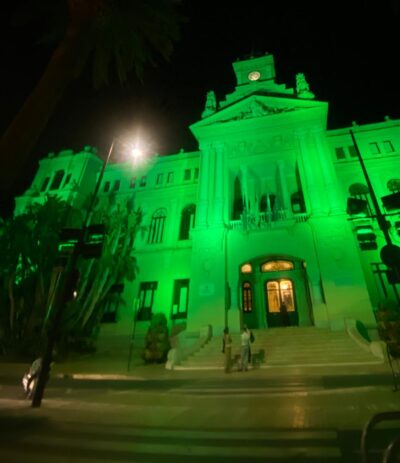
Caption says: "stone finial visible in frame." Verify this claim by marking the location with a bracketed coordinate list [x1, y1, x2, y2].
[202, 90, 217, 118]
[295, 73, 315, 99]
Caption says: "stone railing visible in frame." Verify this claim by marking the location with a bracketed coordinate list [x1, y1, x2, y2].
[165, 325, 212, 370]
[229, 211, 309, 231]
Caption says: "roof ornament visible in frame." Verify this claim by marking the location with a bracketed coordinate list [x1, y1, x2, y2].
[295, 73, 315, 99]
[202, 90, 217, 118]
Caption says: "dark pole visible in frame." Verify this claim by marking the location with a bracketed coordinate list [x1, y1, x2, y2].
[350, 129, 400, 294]
[350, 129, 391, 245]
[32, 141, 115, 408]
[127, 300, 138, 371]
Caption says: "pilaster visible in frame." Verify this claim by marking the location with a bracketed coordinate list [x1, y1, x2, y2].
[311, 128, 344, 215]
[295, 130, 328, 216]
[196, 144, 213, 228]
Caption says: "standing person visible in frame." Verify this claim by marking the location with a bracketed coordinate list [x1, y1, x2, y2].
[280, 302, 290, 327]
[240, 325, 251, 371]
[222, 327, 232, 373]
[248, 328, 255, 365]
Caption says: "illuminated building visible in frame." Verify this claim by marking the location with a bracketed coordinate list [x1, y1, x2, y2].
[16, 54, 400, 342]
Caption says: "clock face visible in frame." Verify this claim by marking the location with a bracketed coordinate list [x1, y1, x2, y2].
[248, 71, 261, 81]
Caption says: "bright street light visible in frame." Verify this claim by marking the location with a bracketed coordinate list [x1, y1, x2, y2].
[131, 146, 144, 162]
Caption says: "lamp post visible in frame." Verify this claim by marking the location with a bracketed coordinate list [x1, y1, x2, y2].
[32, 138, 137, 407]
[349, 129, 400, 292]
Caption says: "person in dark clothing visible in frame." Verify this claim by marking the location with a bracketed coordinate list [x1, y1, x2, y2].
[222, 327, 232, 373]
[280, 302, 290, 327]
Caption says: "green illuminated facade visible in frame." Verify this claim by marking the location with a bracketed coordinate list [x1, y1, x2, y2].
[16, 54, 400, 343]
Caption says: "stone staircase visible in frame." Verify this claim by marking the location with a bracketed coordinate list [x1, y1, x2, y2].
[178, 326, 383, 369]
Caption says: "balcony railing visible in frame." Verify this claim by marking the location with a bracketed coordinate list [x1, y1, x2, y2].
[229, 210, 309, 231]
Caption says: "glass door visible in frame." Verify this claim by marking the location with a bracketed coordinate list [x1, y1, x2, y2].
[265, 279, 298, 327]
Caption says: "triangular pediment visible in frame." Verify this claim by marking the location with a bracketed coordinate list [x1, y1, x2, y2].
[191, 94, 327, 132]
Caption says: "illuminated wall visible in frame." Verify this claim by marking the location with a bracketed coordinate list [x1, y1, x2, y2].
[16, 54, 400, 338]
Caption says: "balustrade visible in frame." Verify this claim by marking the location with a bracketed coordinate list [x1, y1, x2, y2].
[229, 210, 309, 230]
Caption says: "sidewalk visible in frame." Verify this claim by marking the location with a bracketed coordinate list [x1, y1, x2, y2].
[0, 352, 393, 383]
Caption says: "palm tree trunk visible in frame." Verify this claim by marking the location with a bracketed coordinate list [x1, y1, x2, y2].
[0, 16, 93, 189]
[77, 259, 95, 303]
[7, 275, 15, 334]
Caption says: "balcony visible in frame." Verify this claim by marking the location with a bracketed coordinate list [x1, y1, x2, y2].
[229, 210, 309, 231]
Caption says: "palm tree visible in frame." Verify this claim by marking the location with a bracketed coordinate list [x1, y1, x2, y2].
[0, 196, 74, 352]
[0, 0, 182, 189]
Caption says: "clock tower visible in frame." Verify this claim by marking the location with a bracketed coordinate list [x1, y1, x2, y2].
[232, 53, 276, 86]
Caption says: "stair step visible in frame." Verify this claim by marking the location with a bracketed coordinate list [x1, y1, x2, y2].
[180, 327, 381, 368]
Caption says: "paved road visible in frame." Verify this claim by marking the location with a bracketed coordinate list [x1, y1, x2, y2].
[0, 371, 399, 462]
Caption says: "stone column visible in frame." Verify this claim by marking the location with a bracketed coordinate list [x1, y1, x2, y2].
[196, 145, 212, 228]
[295, 130, 326, 216]
[240, 164, 249, 212]
[311, 128, 344, 215]
[213, 143, 225, 226]
[276, 159, 291, 214]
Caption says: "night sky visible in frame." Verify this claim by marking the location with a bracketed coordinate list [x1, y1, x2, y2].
[1, 1, 400, 215]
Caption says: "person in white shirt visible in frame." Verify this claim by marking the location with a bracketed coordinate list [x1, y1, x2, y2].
[240, 325, 251, 371]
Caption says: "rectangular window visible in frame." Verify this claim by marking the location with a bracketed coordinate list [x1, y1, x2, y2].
[140, 176, 147, 187]
[156, 173, 164, 185]
[167, 172, 174, 183]
[335, 147, 346, 160]
[130, 177, 136, 189]
[383, 140, 395, 153]
[103, 181, 110, 192]
[137, 282, 157, 321]
[194, 168, 199, 180]
[184, 169, 191, 181]
[369, 142, 381, 154]
[348, 145, 358, 158]
[112, 180, 121, 191]
[171, 279, 189, 319]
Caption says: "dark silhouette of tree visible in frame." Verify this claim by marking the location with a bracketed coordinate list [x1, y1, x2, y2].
[0, 0, 183, 189]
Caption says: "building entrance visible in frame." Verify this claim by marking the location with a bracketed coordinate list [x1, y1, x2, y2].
[239, 256, 312, 329]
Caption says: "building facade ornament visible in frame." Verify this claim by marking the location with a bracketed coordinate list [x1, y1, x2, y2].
[296, 73, 315, 99]
[220, 99, 294, 122]
[201, 90, 217, 118]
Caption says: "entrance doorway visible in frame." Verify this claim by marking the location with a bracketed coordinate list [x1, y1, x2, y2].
[265, 279, 298, 327]
[239, 256, 311, 329]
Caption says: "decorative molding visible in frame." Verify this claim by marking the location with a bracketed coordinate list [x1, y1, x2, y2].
[219, 99, 294, 123]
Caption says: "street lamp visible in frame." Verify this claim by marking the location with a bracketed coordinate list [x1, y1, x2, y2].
[348, 129, 400, 295]
[32, 138, 146, 407]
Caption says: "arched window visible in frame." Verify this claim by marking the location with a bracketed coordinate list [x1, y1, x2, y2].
[49, 170, 65, 190]
[63, 174, 71, 187]
[179, 204, 196, 240]
[261, 260, 294, 272]
[240, 263, 252, 273]
[40, 176, 50, 192]
[148, 208, 167, 244]
[242, 282, 253, 312]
